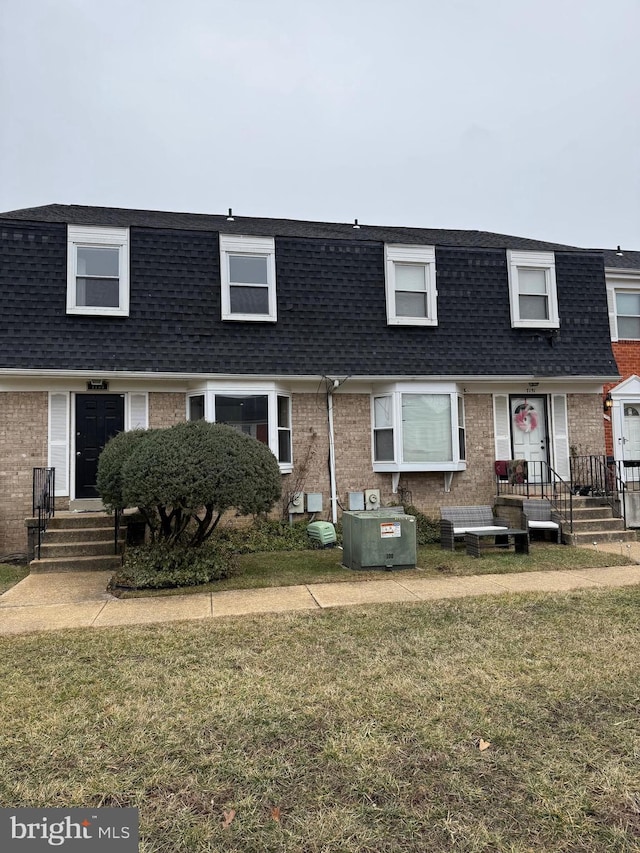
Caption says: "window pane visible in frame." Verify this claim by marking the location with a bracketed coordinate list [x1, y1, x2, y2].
[188, 395, 205, 421]
[229, 255, 268, 284]
[77, 246, 119, 277]
[457, 396, 466, 460]
[396, 291, 427, 317]
[277, 395, 290, 428]
[76, 278, 120, 308]
[230, 285, 270, 315]
[374, 428, 394, 461]
[519, 294, 548, 320]
[616, 292, 640, 316]
[395, 264, 426, 292]
[617, 317, 640, 339]
[374, 396, 393, 429]
[402, 394, 452, 463]
[278, 430, 292, 463]
[216, 395, 269, 444]
[518, 268, 547, 294]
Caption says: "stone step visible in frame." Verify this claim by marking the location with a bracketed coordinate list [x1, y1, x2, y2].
[48, 513, 115, 530]
[29, 554, 123, 574]
[565, 529, 638, 546]
[44, 526, 125, 544]
[569, 518, 626, 533]
[570, 506, 616, 521]
[39, 540, 122, 558]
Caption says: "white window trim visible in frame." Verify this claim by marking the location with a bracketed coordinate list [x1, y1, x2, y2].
[507, 250, 559, 329]
[384, 244, 437, 326]
[187, 382, 292, 472]
[66, 225, 130, 317]
[220, 234, 277, 322]
[371, 382, 465, 472]
[606, 271, 640, 342]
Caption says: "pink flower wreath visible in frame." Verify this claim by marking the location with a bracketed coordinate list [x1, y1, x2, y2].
[514, 402, 538, 433]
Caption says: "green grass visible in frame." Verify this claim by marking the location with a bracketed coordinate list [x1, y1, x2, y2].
[0, 562, 28, 594]
[112, 541, 633, 598]
[1, 588, 640, 851]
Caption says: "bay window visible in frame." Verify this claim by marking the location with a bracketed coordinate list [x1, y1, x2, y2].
[372, 384, 465, 471]
[187, 385, 292, 470]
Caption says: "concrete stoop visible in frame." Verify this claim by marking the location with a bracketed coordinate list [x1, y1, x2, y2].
[562, 497, 638, 547]
[30, 512, 124, 573]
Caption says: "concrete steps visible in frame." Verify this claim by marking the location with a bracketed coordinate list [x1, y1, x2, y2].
[30, 512, 125, 574]
[562, 498, 638, 546]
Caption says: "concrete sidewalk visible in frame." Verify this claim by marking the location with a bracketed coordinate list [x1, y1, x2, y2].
[2, 554, 640, 636]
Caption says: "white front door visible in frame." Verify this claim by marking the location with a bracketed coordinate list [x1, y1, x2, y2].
[511, 396, 549, 480]
[623, 404, 640, 481]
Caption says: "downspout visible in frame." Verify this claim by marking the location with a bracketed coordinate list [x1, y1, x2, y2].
[327, 381, 338, 524]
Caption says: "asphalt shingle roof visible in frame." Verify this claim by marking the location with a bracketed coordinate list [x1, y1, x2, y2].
[0, 203, 585, 253]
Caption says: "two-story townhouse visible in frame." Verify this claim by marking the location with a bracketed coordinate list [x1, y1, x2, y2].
[0, 204, 619, 556]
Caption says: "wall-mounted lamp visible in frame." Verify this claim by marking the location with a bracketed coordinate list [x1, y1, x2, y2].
[616, 245, 624, 257]
[604, 392, 613, 412]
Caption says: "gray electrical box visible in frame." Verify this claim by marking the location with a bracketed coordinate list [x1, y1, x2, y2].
[342, 510, 416, 571]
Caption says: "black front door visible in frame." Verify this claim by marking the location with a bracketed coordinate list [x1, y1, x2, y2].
[75, 394, 125, 498]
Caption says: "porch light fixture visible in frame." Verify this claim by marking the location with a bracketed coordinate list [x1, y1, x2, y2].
[616, 245, 624, 256]
[604, 392, 613, 412]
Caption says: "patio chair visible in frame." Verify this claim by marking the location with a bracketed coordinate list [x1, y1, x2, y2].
[521, 499, 562, 544]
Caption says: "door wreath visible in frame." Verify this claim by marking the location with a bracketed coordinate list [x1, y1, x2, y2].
[514, 402, 538, 433]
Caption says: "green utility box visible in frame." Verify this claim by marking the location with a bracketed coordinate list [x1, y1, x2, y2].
[342, 510, 416, 571]
[307, 521, 337, 547]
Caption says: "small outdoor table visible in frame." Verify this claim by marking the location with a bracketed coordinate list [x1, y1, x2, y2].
[465, 528, 529, 558]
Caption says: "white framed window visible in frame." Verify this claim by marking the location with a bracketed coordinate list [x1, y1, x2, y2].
[507, 250, 558, 329]
[220, 234, 277, 322]
[385, 244, 437, 326]
[187, 385, 292, 470]
[371, 384, 465, 472]
[67, 225, 129, 316]
[615, 292, 640, 339]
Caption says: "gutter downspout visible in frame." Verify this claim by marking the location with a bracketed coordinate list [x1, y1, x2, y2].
[327, 381, 338, 524]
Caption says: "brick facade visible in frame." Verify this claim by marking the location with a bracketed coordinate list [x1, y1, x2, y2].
[603, 342, 640, 455]
[149, 393, 188, 429]
[0, 391, 48, 556]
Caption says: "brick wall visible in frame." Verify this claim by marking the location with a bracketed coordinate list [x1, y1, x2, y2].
[0, 391, 48, 556]
[149, 393, 188, 428]
[567, 394, 606, 457]
[603, 342, 640, 455]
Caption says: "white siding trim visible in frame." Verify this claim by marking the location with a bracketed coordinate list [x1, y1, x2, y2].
[551, 394, 570, 479]
[127, 392, 148, 430]
[493, 394, 511, 460]
[48, 392, 70, 496]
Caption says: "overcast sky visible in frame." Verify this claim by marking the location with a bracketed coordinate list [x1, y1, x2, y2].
[1, 0, 638, 249]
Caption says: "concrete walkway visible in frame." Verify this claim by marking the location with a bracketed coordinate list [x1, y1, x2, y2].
[2, 545, 640, 636]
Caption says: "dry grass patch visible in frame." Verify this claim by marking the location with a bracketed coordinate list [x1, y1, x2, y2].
[1, 587, 640, 851]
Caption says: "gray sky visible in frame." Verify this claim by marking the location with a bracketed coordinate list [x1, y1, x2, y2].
[1, 0, 638, 249]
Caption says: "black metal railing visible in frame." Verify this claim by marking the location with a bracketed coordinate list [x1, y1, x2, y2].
[495, 460, 574, 531]
[114, 507, 122, 557]
[569, 454, 626, 526]
[32, 467, 55, 559]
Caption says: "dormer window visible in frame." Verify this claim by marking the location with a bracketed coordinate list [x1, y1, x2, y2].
[220, 235, 277, 322]
[67, 225, 129, 317]
[385, 244, 437, 326]
[507, 250, 559, 329]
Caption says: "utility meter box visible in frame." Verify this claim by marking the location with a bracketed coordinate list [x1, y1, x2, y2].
[342, 510, 416, 571]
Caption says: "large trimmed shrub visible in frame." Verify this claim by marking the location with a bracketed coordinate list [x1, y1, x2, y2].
[96, 429, 153, 511]
[111, 542, 236, 590]
[98, 420, 282, 547]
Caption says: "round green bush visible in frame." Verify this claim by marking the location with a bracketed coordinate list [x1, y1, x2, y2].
[97, 429, 153, 511]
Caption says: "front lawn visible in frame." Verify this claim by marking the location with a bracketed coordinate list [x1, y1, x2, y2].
[1, 587, 639, 851]
[112, 541, 633, 597]
[0, 562, 28, 594]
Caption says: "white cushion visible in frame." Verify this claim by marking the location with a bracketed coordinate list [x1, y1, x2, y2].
[454, 525, 509, 535]
[528, 520, 559, 529]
